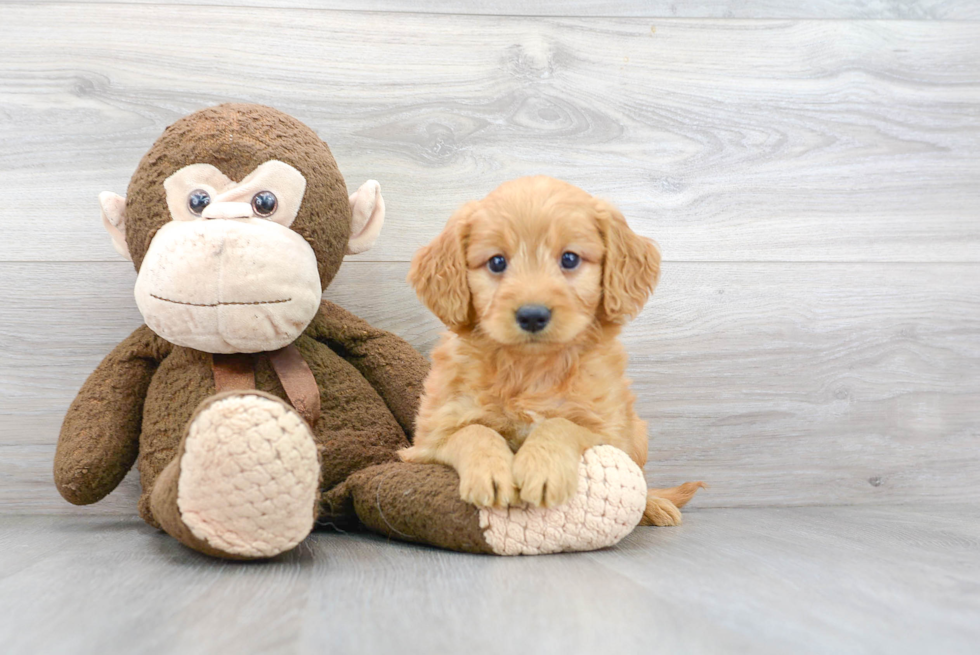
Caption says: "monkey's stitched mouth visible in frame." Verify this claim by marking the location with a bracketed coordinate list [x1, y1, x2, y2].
[150, 294, 292, 307]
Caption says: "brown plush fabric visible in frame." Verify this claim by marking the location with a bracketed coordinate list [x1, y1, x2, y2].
[308, 300, 429, 440]
[342, 462, 495, 554]
[56, 104, 496, 559]
[124, 103, 352, 289]
[129, 324, 413, 529]
[55, 325, 172, 505]
[212, 353, 256, 391]
[268, 345, 321, 427]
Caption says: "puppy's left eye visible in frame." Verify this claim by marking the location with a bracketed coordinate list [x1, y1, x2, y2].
[487, 255, 507, 274]
[560, 252, 581, 270]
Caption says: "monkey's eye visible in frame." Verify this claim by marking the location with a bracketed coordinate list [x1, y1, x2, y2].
[187, 190, 211, 216]
[487, 255, 507, 274]
[251, 191, 278, 217]
[561, 252, 581, 270]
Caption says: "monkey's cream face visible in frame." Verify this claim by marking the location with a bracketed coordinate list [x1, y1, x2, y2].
[133, 161, 321, 353]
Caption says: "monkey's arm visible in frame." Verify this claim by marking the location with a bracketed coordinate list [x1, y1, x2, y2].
[55, 325, 172, 505]
[307, 300, 429, 440]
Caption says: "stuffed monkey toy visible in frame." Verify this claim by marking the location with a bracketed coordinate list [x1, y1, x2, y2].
[54, 104, 648, 559]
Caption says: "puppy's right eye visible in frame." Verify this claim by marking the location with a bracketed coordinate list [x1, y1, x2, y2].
[487, 255, 507, 274]
[561, 252, 581, 270]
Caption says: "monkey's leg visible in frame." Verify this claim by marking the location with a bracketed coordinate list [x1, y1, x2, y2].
[332, 446, 649, 556]
[149, 390, 321, 560]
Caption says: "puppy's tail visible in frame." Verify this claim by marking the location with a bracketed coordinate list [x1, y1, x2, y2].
[640, 481, 707, 527]
[649, 481, 706, 508]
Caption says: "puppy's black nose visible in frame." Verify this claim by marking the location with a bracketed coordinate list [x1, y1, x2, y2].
[515, 305, 551, 333]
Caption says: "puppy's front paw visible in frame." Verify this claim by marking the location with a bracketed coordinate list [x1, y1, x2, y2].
[459, 457, 518, 508]
[397, 446, 423, 463]
[512, 444, 579, 508]
[643, 496, 683, 526]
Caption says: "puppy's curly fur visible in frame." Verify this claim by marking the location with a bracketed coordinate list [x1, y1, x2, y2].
[402, 176, 703, 526]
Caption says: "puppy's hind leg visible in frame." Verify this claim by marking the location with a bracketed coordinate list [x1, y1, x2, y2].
[640, 482, 707, 527]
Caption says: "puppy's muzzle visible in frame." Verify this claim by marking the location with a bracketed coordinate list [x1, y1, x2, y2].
[515, 304, 551, 333]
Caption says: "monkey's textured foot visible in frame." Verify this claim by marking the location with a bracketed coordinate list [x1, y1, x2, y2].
[480, 445, 647, 555]
[347, 445, 646, 556]
[151, 391, 320, 559]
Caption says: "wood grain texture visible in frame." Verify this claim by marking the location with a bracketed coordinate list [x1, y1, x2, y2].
[2, 507, 979, 654]
[3, 260, 977, 513]
[1, 5, 979, 263]
[1, 5, 977, 652]
[8, 1, 980, 19]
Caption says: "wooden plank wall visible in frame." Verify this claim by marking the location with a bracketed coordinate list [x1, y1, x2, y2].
[1, 2, 978, 513]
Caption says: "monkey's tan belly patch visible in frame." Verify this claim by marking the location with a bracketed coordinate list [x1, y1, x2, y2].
[177, 394, 320, 558]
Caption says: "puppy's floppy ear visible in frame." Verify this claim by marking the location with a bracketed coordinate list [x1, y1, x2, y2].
[595, 198, 661, 323]
[408, 201, 475, 329]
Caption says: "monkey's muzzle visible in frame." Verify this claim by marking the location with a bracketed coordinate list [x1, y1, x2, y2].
[134, 218, 322, 353]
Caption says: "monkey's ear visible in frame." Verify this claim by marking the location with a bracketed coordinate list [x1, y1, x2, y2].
[346, 180, 385, 255]
[99, 191, 131, 261]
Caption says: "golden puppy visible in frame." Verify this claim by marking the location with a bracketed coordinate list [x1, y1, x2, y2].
[402, 176, 703, 526]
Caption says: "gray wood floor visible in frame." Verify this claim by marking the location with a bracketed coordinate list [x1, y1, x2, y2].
[2, 1, 979, 652]
[3, 506, 979, 655]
